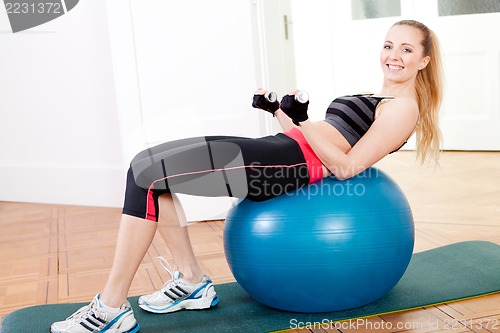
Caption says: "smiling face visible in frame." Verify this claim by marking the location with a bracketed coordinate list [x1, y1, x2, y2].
[380, 24, 430, 85]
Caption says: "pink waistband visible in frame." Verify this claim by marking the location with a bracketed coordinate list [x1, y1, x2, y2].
[284, 128, 324, 183]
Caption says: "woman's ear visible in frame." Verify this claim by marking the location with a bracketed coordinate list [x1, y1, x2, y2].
[419, 55, 430, 70]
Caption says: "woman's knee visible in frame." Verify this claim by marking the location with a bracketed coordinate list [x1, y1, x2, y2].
[128, 149, 168, 190]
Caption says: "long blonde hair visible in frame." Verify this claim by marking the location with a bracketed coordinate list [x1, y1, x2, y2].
[393, 20, 443, 164]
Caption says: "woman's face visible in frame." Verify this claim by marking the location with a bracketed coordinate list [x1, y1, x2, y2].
[380, 25, 430, 84]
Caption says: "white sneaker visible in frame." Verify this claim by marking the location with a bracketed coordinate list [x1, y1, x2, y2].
[138, 257, 220, 314]
[50, 294, 139, 333]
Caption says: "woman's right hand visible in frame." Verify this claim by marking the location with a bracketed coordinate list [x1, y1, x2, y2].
[252, 88, 279, 115]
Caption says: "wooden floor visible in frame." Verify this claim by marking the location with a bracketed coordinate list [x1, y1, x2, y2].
[0, 151, 499, 332]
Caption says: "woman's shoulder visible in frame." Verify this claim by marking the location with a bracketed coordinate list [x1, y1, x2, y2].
[341, 93, 397, 102]
[332, 94, 417, 112]
[331, 93, 385, 103]
[375, 95, 419, 120]
[380, 96, 418, 110]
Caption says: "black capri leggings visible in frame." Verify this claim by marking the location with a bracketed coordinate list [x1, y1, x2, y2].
[122, 133, 310, 221]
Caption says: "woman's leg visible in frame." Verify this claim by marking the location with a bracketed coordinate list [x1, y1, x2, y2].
[100, 214, 157, 308]
[156, 193, 204, 283]
[136, 193, 219, 314]
[99, 193, 203, 308]
[131, 134, 310, 203]
[50, 214, 150, 332]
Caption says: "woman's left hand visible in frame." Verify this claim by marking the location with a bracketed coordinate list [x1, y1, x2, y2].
[252, 88, 280, 115]
[279, 91, 309, 125]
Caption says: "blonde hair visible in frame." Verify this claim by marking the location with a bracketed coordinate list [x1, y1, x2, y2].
[393, 20, 443, 165]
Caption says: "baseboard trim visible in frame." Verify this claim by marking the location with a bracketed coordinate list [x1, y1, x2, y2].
[0, 165, 125, 207]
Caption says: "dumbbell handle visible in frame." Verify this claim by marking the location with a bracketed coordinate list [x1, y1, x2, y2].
[264, 91, 277, 103]
[294, 90, 309, 104]
[264, 90, 309, 104]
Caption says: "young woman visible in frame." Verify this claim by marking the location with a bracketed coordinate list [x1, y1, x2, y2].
[51, 19, 443, 333]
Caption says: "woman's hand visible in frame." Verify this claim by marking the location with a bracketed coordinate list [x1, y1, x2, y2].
[252, 88, 279, 115]
[279, 90, 309, 125]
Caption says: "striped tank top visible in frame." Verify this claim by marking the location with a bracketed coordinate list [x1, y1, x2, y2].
[324, 94, 393, 146]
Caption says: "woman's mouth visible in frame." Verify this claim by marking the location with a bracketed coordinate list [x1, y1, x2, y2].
[387, 64, 404, 71]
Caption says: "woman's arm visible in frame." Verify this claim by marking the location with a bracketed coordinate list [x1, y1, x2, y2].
[274, 109, 298, 133]
[253, 88, 297, 133]
[300, 97, 419, 180]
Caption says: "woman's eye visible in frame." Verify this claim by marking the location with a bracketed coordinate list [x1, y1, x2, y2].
[403, 48, 412, 53]
[383, 45, 391, 49]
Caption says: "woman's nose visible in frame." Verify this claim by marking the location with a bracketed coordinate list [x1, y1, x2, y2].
[389, 49, 400, 61]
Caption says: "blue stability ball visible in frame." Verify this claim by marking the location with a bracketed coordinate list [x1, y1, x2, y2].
[224, 168, 414, 313]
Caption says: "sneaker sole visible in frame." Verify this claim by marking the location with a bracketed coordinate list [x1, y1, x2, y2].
[120, 322, 141, 333]
[139, 294, 219, 314]
[51, 322, 140, 333]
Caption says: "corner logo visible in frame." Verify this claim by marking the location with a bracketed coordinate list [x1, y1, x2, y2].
[3, 0, 79, 33]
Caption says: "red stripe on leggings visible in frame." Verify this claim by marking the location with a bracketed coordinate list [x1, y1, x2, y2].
[284, 128, 324, 183]
[145, 187, 157, 221]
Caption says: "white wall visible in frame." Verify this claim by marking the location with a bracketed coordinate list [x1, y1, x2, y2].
[0, 0, 267, 213]
[290, 0, 337, 122]
[106, 0, 264, 221]
[0, 0, 125, 207]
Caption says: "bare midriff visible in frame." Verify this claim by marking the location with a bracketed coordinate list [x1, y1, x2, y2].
[285, 121, 351, 182]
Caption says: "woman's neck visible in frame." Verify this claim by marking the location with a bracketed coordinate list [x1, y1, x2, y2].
[379, 80, 417, 99]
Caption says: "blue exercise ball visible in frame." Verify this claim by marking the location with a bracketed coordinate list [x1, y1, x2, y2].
[224, 167, 414, 313]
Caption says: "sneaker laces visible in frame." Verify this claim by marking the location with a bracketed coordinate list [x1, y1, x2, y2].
[66, 297, 105, 323]
[157, 257, 183, 291]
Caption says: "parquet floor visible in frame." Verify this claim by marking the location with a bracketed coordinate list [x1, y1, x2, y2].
[0, 151, 499, 332]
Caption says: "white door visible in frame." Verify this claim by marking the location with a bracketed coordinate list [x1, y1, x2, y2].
[106, 0, 267, 221]
[415, 2, 500, 150]
[252, 0, 297, 134]
[292, 0, 500, 150]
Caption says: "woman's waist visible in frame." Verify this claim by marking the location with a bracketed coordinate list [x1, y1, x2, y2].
[314, 121, 352, 153]
[285, 121, 351, 156]
[283, 126, 332, 181]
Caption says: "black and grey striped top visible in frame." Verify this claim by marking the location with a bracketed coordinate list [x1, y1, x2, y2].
[324, 94, 393, 146]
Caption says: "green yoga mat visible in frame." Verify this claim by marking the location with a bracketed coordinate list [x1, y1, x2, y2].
[2, 241, 500, 333]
